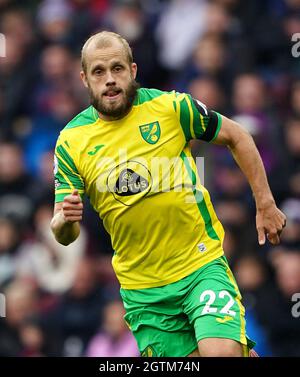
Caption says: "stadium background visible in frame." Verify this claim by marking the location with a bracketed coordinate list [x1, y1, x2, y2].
[0, 0, 299, 357]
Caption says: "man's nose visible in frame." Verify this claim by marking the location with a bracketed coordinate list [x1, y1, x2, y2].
[105, 71, 116, 86]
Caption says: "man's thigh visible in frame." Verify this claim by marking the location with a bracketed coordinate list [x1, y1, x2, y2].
[121, 256, 255, 357]
[133, 318, 198, 357]
[183, 256, 255, 352]
[121, 284, 198, 357]
[198, 337, 245, 357]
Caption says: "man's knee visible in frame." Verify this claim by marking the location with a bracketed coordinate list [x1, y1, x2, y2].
[198, 338, 243, 357]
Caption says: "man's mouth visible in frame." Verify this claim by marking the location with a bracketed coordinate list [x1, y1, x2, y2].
[103, 89, 122, 100]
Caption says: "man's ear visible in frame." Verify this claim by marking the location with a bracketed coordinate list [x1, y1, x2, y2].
[80, 71, 88, 88]
[131, 63, 137, 80]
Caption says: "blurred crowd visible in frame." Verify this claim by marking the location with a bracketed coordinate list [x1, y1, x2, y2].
[0, 0, 299, 357]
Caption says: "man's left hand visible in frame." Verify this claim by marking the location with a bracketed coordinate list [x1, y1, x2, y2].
[256, 203, 287, 245]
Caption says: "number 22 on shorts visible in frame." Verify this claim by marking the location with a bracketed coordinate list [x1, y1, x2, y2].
[200, 290, 236, 316]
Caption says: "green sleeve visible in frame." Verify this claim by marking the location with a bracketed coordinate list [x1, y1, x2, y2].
[173, 92, 222, 142]
[54, 140, 85, 203]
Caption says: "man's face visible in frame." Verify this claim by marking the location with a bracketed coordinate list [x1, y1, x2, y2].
[80, 41, 138, 119]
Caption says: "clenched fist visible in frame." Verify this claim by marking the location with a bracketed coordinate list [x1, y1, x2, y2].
[62, 189, 83, 223]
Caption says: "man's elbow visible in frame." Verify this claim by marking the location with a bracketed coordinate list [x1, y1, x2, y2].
[51, 224, 79, 246]
[53, 233, 78, 246]
[56, 237, 73, 246]
[50, 212, 80, 246]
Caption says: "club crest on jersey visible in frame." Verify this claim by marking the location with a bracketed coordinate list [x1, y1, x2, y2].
[139, 121, 161, 144]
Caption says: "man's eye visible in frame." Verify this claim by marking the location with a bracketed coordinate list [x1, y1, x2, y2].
[94, 69, 102, 75]
[114, 66, 123, 72]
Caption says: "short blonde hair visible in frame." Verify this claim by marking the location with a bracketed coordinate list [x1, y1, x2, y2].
[81, 31, 133, 73]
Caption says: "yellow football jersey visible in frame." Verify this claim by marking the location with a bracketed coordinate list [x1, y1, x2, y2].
[54, 88, 225, 289]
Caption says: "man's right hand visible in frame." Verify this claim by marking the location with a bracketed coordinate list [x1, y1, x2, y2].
[62, 189, 83, 223]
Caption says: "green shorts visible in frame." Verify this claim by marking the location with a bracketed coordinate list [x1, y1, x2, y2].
[120, 256, 255, 357]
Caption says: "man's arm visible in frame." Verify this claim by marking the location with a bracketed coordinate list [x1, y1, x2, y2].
[212, 115, 286, 245]
[50, 189, 83, 246]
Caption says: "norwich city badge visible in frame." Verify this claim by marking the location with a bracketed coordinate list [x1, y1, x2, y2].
[139, 121, 161, 144]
